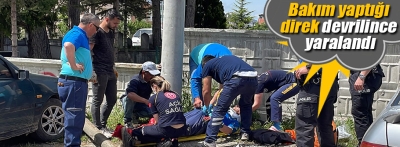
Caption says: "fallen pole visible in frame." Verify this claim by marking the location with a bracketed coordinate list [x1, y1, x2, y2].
[83, 118, 117, 147]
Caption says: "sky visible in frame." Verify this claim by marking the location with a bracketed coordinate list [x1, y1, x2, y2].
[220, 0, 267, 19]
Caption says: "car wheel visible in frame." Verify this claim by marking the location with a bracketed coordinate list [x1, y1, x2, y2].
[30, 98, 64, 141]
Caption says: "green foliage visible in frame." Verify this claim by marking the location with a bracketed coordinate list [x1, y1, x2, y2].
[227, 0, 254, 29]
[0, 0, 59, 36]
[81, 0, 150, 20]
[18, 0, 59, 29]
[195, 0, 227, 29]
[250, 23, 268, 30]
[336, 116, 359, 147]
[56, 14, 70, 37]
[118, 20, 152, 38]
[0, 5, 11, 37]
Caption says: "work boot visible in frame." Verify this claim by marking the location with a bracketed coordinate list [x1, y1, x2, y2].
[240, 133, 249, 141]
[125, 122, 134, 129]
[203, 141, 216, 147]
[121, 127, 136, 147]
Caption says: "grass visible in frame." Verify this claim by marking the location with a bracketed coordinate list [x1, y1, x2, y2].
[335, 115, 359, 147]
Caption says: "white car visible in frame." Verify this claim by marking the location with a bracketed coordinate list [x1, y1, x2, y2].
[361, 88, 400, 147]
[131, 28, 153, 46]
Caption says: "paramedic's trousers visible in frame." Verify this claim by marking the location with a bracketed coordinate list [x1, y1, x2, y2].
[132, 125, 188, 143]
[58, 78, 88, 147]
[269, 83, 300, 122]
[349, 73, 382, 145]
[295, 75, 338, 147]
[205, 76, 258, 143]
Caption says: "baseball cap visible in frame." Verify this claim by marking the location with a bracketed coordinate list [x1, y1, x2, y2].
[142, 61, 161, 75]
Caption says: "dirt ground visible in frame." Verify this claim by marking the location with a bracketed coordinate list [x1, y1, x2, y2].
[0, 135, 96, 147]
[0, 134, 295, 147]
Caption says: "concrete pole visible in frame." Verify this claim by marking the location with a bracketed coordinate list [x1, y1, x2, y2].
[160, 0, 185, 95]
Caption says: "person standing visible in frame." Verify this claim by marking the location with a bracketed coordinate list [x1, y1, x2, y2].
[200, 55, 258, 147]
[189, 43, 232, 108]
[90, 9, 123, 138]
[294, 60, 338, 147]
[349, 64, 384, 146]
[121, 61, 160, 128]
[254, 70, 300, 131]
[58, 13, 100, 147]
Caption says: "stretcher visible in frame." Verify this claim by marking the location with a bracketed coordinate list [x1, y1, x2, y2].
[136, 132, 236, 147]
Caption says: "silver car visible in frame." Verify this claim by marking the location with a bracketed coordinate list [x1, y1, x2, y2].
[361, 89, 400, 147]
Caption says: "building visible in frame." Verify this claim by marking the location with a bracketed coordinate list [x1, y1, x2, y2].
[258, 14, 265, 25]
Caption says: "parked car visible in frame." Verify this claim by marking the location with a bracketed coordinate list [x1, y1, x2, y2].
[361, 89, 400, 147]
[132, 28, 153, 46]
[131, 28, 163, 46]
[0, 55, 63, 142]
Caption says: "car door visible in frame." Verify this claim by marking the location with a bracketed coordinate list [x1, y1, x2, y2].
[0, 59, 35, 135]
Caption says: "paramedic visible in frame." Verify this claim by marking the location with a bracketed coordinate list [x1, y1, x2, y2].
[294, 59, 338, 147]
[120, 76, 187, 147]
[254, 70, 300, 131]
[189, 43, 232, 108]
[349, 64, 384, 146]
[201, 55, 258, 146]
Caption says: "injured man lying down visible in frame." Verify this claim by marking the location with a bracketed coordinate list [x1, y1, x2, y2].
[112, 105, 241, 146]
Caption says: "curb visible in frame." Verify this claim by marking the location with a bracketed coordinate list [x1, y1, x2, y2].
[83, 118, 118, 147]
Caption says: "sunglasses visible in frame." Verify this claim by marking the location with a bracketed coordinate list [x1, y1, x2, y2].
[91, 23, 100, 31]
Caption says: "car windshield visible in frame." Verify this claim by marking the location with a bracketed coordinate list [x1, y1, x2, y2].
[133, 29, 152, 37]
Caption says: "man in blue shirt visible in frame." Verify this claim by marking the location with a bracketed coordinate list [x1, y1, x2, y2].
[189, 43, 232, 108]
[58, 13, 100, 147]
[201, 55, 258, 146]
[294, 59, 339, 147]
[254, 70, 300, 131]
[120, 61, 160, 128]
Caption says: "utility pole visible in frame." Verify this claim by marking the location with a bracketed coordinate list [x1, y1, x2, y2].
[161, 0, 185, 95]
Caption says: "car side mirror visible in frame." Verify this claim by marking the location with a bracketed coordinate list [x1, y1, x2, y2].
[18, 70, 29, 79]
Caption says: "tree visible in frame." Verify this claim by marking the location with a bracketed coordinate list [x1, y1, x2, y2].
[19, 0, 58, 58]
[68, 0, 81, 28]
[152, 0, 161, 50]
[81, 0, 150, 19]
[194, 0, 226, 29]
[11, 0, 17, 57]
[185, 0, 196, 27]
[0, 0, 58, 58]
[227, 0, 253, 29]
[250, 23, 268, 30]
